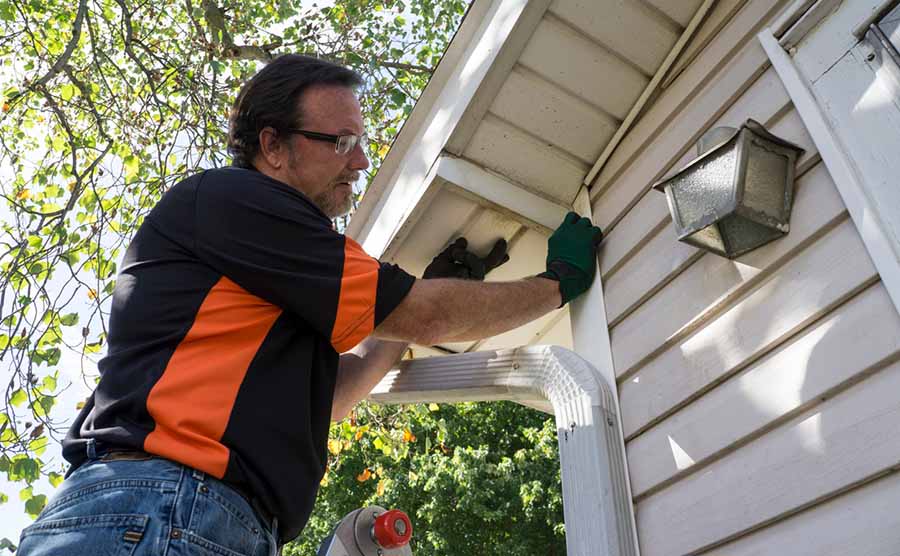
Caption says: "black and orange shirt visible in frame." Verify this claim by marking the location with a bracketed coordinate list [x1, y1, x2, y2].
[62, 167, 416, 542]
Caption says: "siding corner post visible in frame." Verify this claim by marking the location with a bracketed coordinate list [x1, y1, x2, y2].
[369, 345, 637, 556]
[569, 185, 642, 555]
[758, 27, 900, 315]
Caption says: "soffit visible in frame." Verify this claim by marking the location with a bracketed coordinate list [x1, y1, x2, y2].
[351, 0, 710, 357]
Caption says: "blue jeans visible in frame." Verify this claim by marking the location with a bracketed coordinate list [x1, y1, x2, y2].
[17, 446, 279, 556]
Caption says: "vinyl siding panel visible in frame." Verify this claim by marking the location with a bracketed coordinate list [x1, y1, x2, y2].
[591, 0, 900, 553]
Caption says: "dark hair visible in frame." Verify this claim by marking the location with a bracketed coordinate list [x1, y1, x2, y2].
[227, 54, 364, 168]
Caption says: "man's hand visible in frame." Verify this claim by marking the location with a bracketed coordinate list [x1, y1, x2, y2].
[538, 212, 603, 306]
[423, 237, 510, 280]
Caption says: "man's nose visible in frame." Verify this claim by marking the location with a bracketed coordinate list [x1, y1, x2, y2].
[349, 142, 370, 171]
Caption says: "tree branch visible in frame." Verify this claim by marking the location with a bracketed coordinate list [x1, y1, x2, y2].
[26, 0, 88, 94]
[200, 0, 280, 61]
[380, 60, 433, 75]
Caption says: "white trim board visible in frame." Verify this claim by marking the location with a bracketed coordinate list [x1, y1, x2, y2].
[436, 155, 571, 232]
[569, 185, 642, 556]
[347, 0, 552, 259]
[758, 29, 900, 315]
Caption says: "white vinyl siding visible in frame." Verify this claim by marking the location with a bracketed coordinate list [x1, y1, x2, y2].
[591, 0, 900, 554]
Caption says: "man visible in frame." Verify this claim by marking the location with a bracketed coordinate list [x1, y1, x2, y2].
[17, 55, 601, 555]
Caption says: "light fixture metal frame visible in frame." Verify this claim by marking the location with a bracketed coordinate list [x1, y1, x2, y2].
[652, 118, 805, 259]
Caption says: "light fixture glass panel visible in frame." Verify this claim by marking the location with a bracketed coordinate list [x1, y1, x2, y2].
[669, 146, 738, 231]
[685, 224, 726, 254]
[741, 138, 792, 225]
[717, 214, 784, 257]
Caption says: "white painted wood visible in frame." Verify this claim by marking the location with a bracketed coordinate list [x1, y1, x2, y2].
[592, 48, 784, 234]
[434, 155, 572, 232]
[626, 282, 900, 497]
[591, 0, 789, 196]
[660, 0, 751, 90]
[389, 187, 482, 275]
[619, 217, 880, 440]
[584, 0, 718, 186]
[791, 0, 886, 82]
[635, 356, 900, 556]
[644, 0, 704, 28]
[704, 470, 900, 556]
[594, 65, 790, 273]
[349, 0, 538, 257]
[488, 67, 618, 164]
[463, 114, 587, 205]
[568, 185, 642, 556]
[778, 0, 842, 49]
[445, 0, 554, 157]
[811, 46, 900, 315]
[347, 0, 494, 241]
[532, 308, 573, 348]
[548, 0, 680, 76]
[602, 107, 817, 325]
[771, 0, 819, 37]
[518, 15, 647, 120]
[762, 29, 900, 319]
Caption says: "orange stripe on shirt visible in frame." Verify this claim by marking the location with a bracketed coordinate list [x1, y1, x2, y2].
[331, 237, 379, 353]
[144, 276, 282, 478]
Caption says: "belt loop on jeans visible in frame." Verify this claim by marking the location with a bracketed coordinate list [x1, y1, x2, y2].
[192, 468, 205, 481]
[85, 438, 97, 460]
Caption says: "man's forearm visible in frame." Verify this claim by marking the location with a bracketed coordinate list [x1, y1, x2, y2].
[375, 276, 562, 345]
[429, 276, 561, 342]
[331, 337, 409, 421]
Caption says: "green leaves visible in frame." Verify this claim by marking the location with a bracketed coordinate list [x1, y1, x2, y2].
[60, 313, 78, 326]
[0, 2, 14, 22]
[48, 472, 64, 488]
[123, 154, 140, 182]
[24, 494, 47, 518]
[1, 0, 473, 529]
[9, 389, 26, 408]
[59, 84, 77, 101]
[8, 455, 40, 483]
[285, 401, 564, 555]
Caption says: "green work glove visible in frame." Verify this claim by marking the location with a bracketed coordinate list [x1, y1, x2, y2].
[423, 237, 510, 280]
[538, 212, 603, 305]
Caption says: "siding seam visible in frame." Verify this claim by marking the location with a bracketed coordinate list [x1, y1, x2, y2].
[615, 209, 848, 384]
[630, 278, 891, 501]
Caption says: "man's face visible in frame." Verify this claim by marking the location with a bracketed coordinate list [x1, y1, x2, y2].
[281, 84, 370, 218]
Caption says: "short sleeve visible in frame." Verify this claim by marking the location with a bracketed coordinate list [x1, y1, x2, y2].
[192, 168, 415, 352]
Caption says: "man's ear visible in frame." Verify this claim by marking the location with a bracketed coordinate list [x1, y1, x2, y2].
[258, 126, 285, 169]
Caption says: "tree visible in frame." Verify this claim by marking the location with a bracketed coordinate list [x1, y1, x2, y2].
[287, 400, 565, 555]
[0, 0, 565, 552]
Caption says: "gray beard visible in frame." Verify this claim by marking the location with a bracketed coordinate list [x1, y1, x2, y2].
[312, 187, 353, 219]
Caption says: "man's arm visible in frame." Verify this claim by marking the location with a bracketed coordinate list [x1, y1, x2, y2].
[331, 277, 558, 421]
[372, 276, 561, 346]
[334, 212, 600, 418]
[332, 337, 409, 421]
[374, 212, 601, 346]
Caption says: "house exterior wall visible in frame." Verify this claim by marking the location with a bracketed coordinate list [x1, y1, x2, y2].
[589, 0, 900, 554]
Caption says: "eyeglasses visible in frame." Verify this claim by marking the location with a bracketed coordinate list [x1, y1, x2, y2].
[284, 128, 369, 156]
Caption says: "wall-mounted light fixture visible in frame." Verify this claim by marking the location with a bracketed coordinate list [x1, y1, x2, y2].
[652, 119, 805, 259]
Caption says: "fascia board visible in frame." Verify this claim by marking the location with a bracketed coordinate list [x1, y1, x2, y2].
[347, 0, 536, 259]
